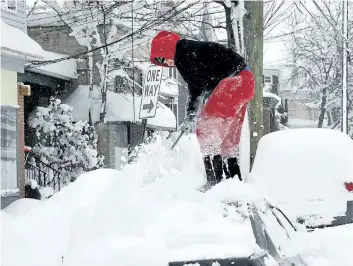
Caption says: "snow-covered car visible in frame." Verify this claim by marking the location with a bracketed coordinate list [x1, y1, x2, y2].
[250, 128, 353, 228]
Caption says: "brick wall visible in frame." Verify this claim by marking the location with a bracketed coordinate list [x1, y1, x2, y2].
[17, 85, 25, 198]
[27, 26, 101, 86]
[27, 26, 87, 56]
[97, 123, 128, 169]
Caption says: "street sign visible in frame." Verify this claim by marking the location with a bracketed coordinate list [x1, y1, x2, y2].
[139, 65, 163, 119]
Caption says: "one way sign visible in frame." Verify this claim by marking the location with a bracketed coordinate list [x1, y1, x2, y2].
[139, 65, 163, 119]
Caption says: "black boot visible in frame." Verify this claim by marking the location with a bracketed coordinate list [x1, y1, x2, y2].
[203, 155, 215, 182]
[212, 154, 223, 183]
[201, 154, 224, 192]
[223, 157, 242, 181]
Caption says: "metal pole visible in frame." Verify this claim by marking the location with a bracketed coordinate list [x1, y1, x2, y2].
[141, 118, 147, 142]
[342, 0, 348, 134]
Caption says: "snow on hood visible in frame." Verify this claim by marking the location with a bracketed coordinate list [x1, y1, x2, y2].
[63, 85, 176, 129]
[249, 128, 353, 223]
[1, 19, 44, 60]
[1, 134, 261, 266]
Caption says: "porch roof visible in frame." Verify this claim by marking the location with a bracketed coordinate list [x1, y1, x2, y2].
[1, 19, 44, 61]
[29, 51, 78, 81]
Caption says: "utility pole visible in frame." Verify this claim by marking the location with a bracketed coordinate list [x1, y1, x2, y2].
[244, 0, 264, 169]
[342, 0, 348, 134]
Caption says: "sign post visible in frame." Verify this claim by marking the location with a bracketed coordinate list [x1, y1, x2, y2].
[139, 65, 163, 141]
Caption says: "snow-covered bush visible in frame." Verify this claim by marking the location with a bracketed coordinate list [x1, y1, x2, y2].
[274, 105, 289, 131]
[30, 97, 104, 184]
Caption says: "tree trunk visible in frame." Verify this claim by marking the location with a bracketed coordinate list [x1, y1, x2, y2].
[244, 0, 264, 169]
[224, 7, 235, 50]
[318, 88, 327, 128]
[326, 110, 332, 126]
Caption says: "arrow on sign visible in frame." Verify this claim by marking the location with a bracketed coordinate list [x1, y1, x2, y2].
[143, 100, 154, 113]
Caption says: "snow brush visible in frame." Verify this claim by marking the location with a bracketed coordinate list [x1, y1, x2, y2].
[170, 129, 187, 150]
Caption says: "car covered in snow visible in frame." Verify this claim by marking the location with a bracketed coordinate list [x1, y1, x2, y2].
[250, 128, 353, 229]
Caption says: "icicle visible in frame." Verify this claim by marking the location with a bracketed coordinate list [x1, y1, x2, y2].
[231, 0, 247, 56]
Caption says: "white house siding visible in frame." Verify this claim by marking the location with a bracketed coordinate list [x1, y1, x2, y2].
[1, 0, 27, 32]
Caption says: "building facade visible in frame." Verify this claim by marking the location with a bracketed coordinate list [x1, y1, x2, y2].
[1, 0, 45, 208]
[27, 6, 177, 170]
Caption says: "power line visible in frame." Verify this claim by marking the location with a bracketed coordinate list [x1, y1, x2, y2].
[26, 0, 203, 69]
[28, 2, 148, 27]
[28, 9, 225, 36]
[27, 0, 220, 26]
[265, 26, 311, 41]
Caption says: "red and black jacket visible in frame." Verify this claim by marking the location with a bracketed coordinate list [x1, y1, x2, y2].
[150, 31, 247, 117]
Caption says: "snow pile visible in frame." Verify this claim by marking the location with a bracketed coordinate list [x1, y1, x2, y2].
[1, 134, 261, 266]
[1, 19, 44, 59]
[250, 128, 353, 223]
[39, 186, 54, 199]
[63, 85, 176, 129]
[25, 179, 38, 189]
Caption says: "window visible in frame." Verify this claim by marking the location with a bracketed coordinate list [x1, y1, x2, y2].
[264, 76, 272, 83]
[0, 106, 18, 191]
[41, 32, 49, 42]
[1, 0, 17, 12]
[168, 67, 177, 80]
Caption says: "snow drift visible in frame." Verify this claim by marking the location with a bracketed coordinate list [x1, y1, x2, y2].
[1, 134, 260, 266]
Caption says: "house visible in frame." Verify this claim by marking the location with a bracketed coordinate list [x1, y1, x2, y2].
[0, 0, 47, 208]
[26, 4, 177, 170]
[263, 68, 280, 95]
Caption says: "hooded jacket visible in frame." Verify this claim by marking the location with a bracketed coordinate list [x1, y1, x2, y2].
[150, 31, 247, 117]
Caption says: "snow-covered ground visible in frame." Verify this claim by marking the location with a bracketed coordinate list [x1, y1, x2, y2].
[1, 134, 259, 266]
[1, 132, 352, 266]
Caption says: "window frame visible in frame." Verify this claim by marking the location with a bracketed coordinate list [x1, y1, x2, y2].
[264, 76, 272, 83]
[168, 67, 177, 80]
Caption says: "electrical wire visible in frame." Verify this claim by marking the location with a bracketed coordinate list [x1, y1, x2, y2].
[26, 0, 204, 69]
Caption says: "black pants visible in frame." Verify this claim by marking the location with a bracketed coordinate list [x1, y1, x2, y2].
[203, 155, 242, 183]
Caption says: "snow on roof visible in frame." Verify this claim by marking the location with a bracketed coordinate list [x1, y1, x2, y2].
[1, 19, 44, 60]
[160, 78, 178, 97]
[135, 62, 151, 74]
[30, 50, 78, 80]
[27, 6, 65, 27]
[263, 91, 281, 102]
[63, 85, 176, 130]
